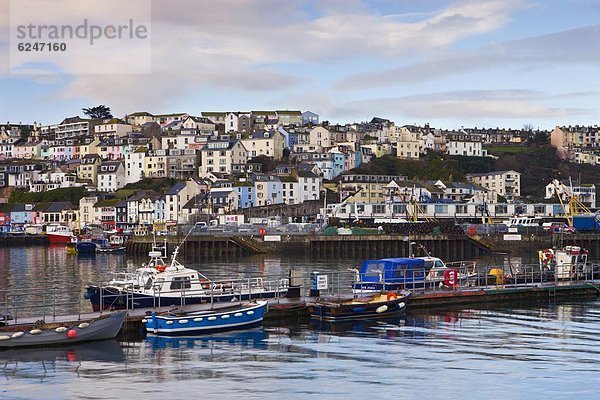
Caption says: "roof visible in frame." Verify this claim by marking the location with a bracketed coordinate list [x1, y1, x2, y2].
[297, 170, 319, 178]
[467, 170, 520, 177]
[128, 112, 154, 117]
[98, 161, 123, 174]
[155, 112, 188, 118]
[182, 194, 207, 210]
[99, 118, 129, 125]
[43, 201, 76, 212]
[0, 203, 15, 213]
[166, 181, 186, 195]
[10, 203, 26, 212]
[279, 175, 297, 183]
[94, 199, 120, 207]
[127, 190, 161, 202]
[276, 110, 302, 115]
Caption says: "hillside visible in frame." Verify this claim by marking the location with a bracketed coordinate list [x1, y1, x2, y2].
[350, 145, 600, 201]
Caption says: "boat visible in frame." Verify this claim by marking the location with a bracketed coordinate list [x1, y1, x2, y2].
[502, 215, 542, 227]
[45, 225, 75, 244]
[76, 235, 101, 254]
[0, 311, 126, 348]
[539, 246, 591, 279]
[76, 235, 126, 254]
[84, 244, 289, 311]
[308, 291, 410, 321]
[351, 256, 476, 294]
[143, 300, 268, 335]
[95, 244, 126, 254]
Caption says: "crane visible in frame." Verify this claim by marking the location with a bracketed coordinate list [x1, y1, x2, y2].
[546, 179, 592, 227]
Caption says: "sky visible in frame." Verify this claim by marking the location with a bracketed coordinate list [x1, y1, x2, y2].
[1, 0, 599, 130]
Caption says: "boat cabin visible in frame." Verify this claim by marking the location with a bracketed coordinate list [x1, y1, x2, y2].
[540, 246, 590, 279]
[358, 258, 427, 284]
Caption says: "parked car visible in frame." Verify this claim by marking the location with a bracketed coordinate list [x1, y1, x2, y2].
[542, 222, 576, 234]
[237, 224, 254, 233]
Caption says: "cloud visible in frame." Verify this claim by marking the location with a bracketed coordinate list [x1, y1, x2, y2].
[328, 89, 591, 122]
[335, 24, 600, 89]
[1, 0, 527, 120]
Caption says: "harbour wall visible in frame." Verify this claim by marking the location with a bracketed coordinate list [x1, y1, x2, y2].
[128, 233, 493, 261]
[127, 232, 600, 261]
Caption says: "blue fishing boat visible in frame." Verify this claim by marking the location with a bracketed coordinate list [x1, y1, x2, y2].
[76, 235, 126, 254]
[143, 300, 268, 336]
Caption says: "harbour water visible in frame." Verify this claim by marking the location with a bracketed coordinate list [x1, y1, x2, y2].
[1, 247, 600, 399]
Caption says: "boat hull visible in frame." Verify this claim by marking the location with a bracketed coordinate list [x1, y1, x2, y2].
[47, 233, 73, 245]
[144, 301, 268, 335]
[309, 295, 408, 321]
[96, 246, 126, 254]
[84, 285, 286, 311]
[76, 242, 98, 254]
[0, 311, 126, 348]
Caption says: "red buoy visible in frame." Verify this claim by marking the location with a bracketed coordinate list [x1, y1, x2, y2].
[67, 329, 77, 339]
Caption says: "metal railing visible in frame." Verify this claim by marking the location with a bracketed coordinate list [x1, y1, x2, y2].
[350, 262, 600, 294]
[94, 273, 291, 312]
[3, 263, 600, 324]
[1, 287, 83, 325]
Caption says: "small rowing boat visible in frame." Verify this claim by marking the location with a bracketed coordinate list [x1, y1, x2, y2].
[143, 300, 268, 336]
[308, 291, 410, 321]
[0, 311, 126, 348]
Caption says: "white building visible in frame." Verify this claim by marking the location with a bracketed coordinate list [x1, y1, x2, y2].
[94, 119, 133, 139]
[199, 140, 247, 175]
[298, 170, 322, 202]
[241, 130, 285, 160]
[446, 132, 483, 157]
[79, 196, 100, 227]
[97, 161, 126, 192]
[124, 147, 147, 184]
[165, 178, 205, 224]
[467, 170, 521, 200]
[545, 179, 596, 208]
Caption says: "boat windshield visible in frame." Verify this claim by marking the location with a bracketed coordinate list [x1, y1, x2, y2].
[363, 262, 385, 278]
[144, 276, 153, 290]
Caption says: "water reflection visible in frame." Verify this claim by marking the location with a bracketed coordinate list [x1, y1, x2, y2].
[0, 301, 599, 399]
[146, 327, 267, 350]
[0, 339, 124, 364]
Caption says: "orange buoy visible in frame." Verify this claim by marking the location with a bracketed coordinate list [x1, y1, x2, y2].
[386, 292, 398, 301]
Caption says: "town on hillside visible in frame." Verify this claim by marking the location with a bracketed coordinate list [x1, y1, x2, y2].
[0, 109, 598, 235]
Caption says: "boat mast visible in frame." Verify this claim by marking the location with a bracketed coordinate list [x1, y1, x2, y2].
[169, 222, 203, 268]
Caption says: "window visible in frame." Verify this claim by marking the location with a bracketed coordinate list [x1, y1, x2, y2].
[434, 205, 447, 214]
[372, 204, 385, 214]
[170, 277, 191, 290]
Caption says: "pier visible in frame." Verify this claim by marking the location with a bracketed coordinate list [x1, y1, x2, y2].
[3, 267, 600, 334]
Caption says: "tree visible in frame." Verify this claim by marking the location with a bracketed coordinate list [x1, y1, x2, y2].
[82, 105, 113, 119]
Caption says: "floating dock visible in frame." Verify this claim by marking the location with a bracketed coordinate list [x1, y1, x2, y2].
[3, 280, 600, 334]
